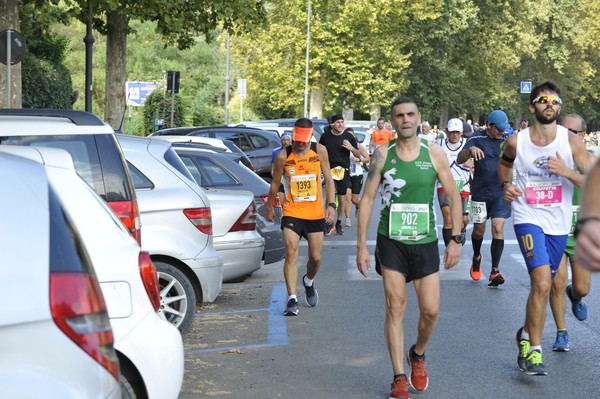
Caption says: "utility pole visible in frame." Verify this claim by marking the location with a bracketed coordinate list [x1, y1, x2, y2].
[84, 0, 94, 112]
[303, 0, 311, 118]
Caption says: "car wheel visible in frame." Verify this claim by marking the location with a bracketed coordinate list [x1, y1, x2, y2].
[120, 375, 136, 399]
[154, 261, 196, 334]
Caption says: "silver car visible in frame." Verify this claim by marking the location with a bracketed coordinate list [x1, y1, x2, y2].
[173, 144, 285, 266]
[117, 134, 224, 334]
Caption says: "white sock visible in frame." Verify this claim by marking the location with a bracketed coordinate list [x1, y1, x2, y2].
[288, 294, 297, 302]
[521, 329, 530, 340]
[303, 275, 314, 287]
[530, 345, 542, 353]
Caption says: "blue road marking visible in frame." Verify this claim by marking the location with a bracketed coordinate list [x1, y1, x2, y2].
[186, 283, 288, 354]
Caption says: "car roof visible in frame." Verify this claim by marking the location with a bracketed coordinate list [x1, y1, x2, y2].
[0, 109, 114, 135]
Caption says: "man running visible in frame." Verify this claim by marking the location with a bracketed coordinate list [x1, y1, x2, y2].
[266, 118, 336, 316]
[499, 81, 591, 375]
[356, 97, 462, 399]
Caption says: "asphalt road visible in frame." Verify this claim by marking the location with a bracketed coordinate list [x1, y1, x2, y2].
[179, 197, 600, 399]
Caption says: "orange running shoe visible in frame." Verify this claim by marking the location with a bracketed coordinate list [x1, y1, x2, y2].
[470, 254, 482, 281]
[406, 345, 429, 391]
[389, 374, 409, 399]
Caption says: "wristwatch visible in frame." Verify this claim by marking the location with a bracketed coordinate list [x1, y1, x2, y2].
[327, 202, 337, 209]
[450, 234, 465, 244]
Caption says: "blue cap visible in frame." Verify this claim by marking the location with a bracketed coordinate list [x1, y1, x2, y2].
[281, 132, 292, 140]
[486, 110, 510, 131]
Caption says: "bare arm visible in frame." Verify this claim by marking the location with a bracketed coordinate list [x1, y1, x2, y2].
[356, 146, 385, 277]
[575, 158, 600, 271]
[266, 149, 287, 221]
[318, 143, 336, 224]
[498, 135, 523, 201]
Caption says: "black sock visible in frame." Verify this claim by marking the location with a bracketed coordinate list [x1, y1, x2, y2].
[336, 219, 342, 226]
[472, 235, 483, 258]
[491, 238, 504, 270]
[393, 373, 406, 380]
[442, 228, 452, 246]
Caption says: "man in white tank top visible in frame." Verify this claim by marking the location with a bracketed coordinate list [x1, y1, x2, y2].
[499, 81, 592, 376]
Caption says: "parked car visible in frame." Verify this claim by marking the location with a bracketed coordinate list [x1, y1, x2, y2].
[117, 134, 224, 333]
[184, 126, 281, 181]
[0, 109, 141, 245]
[172, 144, 285, 267]
[156, 135, 254, 170]
[0, 151, 121, 398]
[236, 117, 329, 137]
[1, 146, 185, 399]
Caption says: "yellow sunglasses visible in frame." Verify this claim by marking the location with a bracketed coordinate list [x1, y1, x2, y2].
[532, 95, 562, 106]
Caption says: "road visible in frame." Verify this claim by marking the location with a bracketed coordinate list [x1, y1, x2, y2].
[179, 196, 600, 399]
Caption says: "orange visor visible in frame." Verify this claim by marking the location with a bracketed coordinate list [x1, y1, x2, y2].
[292, 126, 313, 143]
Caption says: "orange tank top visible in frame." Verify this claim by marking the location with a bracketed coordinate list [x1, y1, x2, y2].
[282, 143, 324, 220]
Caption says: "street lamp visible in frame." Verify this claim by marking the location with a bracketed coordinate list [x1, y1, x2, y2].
[303, 0, 311, 118]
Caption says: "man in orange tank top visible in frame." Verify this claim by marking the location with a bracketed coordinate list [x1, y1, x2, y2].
[266, 118, 336, 316]
[369, 117, 393, 154]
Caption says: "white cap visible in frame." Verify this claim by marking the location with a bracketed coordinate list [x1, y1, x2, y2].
[447, 118, 463, 133]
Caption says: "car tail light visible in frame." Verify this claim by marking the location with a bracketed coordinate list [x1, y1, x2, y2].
[139, 251, 160, 312]
[50, 272, 119, 381]
[260, 194, 281, 208]
[183, 207, 213, 235]
[230, 202, 257, 231]
[108, 199, 142, 245]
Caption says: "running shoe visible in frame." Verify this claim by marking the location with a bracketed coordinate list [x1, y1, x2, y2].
[552, 330, 570, 352]
[524, 350, 547, 376]
[284, 298, 298, 316]
[470, 254, 482, 281]
[488, 270, 505, 287]
[406, 345, 428, 391]
[336, 222, 344, 235]
[325, 222, 336, 236]
[303, 274, 318, 307]
[516, 327, 530, 372]
[345, 218, 351, 227]
[389, 374, 409, 399]
[567, 284, 588, 321]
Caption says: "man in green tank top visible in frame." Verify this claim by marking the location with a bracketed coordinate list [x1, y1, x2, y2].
[356, 97, 463, 399]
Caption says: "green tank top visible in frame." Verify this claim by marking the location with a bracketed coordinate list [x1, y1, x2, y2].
[377, 139, 438, 244]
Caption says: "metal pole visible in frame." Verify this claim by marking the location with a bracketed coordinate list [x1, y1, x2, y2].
[303, 0, 311, 118]
[170, 73, 175, 126]
[224, 33, 230, 125]
[84, 1, 95, 112]
[6, 30, 11, 107]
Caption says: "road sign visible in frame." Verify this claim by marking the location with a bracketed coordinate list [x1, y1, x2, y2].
[238, 79, 247, 99]
[0, 29, 26, 65]
[520, 81, 532, 94]
[126, 81, 161, 106]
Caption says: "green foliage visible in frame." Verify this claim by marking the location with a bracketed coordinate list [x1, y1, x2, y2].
[22, 53, 74, 109]
[142, 90, 185, 135]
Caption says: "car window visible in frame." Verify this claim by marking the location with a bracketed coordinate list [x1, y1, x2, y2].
[195, 156, 238, 187]
[163, 147, 196, 182]
[179, 156, 204, 186]
[0, 134, 132, 202]
[248, 134, 269, 149]
[213, 132, 253, 152]
[127, 161, 154, 190]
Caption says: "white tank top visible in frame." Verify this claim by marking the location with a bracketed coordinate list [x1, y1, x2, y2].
[512, 126, 574, 234]
[436, 137, 471, 193]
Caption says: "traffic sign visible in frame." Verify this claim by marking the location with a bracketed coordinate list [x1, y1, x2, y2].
[126, 81, 161, 106]
[520, 81, 532, 94]
[0, 29, 26, 65]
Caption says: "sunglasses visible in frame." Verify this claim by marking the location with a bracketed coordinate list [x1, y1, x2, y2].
[567, 127, 585, 135]
[532, 95, 562, 106]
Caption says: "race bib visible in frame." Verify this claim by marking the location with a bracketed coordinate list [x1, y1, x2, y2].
[331, 166, 345, 181]
[570, 205, 579, 236]
[290, 174, 318, 202]
[525, 181, 562, 208]
[350, 163, 357, 175]
[471, 200, 487, 223]
[389, 203, 429, 241]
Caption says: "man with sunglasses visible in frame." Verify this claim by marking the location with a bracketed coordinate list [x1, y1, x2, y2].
[457, 109, 512, 286]
[499, 81, 591, 376]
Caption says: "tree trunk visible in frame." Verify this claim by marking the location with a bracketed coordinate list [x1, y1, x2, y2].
[0, 0, 22, 109]
[104, 8, 127, 130]
[309, 88, 324, 118]
[439, 102, 449, 132]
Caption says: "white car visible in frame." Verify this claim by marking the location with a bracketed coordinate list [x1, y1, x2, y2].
[0, 146, 184, 399]
[0, 151, 121, 398]
[117, 134, 224, 334]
